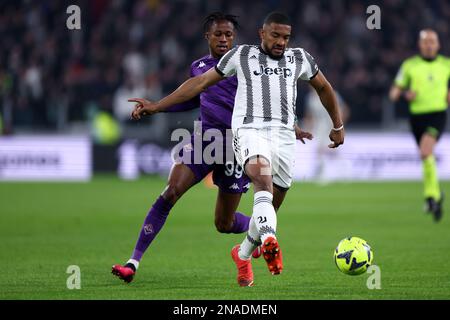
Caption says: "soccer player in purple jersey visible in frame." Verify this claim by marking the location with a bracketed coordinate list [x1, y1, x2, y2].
[111, 13, 248, 283]
[112, 12, 312, 284]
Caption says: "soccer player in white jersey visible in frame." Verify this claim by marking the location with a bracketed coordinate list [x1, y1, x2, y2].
[129, 12, 344, 286]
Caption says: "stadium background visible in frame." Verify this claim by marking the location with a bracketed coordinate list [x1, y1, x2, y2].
[1, 0, 450, 300]
[1, 0, 450, 181]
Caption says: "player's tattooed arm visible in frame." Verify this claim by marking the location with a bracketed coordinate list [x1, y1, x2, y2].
[129, 68, 224, 120]
[308, 71, 344, 148]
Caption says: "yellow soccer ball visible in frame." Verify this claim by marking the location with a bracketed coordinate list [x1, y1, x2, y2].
[334, 236, 373, 275]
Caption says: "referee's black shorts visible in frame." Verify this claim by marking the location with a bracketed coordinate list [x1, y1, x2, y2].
[409, 110, 448, 145]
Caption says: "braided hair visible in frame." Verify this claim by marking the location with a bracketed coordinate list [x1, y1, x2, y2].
[203, 12, 239, 32]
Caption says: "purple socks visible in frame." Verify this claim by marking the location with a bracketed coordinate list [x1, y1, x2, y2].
[131, 196, 173, 261]
[229, 212, 250, 234]
[130, 197, 251, 261]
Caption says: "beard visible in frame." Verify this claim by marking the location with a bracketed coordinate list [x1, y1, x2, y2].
[268, 46, 285, 60]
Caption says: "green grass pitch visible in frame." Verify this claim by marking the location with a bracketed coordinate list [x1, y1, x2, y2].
[1, 176, 449, 300]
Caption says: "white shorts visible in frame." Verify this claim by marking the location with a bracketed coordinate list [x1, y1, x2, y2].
[232, 127, 296, 189]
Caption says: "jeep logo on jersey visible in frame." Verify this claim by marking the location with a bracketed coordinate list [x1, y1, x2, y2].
[253, 65, 292, 78]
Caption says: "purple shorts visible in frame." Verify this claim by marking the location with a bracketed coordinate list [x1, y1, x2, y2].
[177, 130, 251, 194]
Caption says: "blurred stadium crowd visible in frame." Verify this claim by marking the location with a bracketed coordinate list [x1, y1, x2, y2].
[0, 0, 449, 136]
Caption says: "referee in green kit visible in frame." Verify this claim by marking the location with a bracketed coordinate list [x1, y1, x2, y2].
[390, 29, 450, 222]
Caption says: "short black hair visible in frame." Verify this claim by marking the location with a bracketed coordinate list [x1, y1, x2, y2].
[263, 11, 291, 26]
[203, 12, 239, 32]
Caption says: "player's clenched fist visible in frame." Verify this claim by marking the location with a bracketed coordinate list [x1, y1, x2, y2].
[328, 127, 345, 148]
[128, 98, 159, 120]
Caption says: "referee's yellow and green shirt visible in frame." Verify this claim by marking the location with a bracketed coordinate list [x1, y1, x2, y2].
[394, 55, 450, 115]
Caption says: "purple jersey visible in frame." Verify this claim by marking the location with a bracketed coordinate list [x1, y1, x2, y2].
[166, 55, 237, 131]
[168, 54, 249, 194]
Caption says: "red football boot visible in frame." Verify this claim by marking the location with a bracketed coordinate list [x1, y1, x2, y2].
[231, 245, 254, 287]
[262, 237, 283, 275]
[111, 264, 135, 283]
[252, 246, 262, 259]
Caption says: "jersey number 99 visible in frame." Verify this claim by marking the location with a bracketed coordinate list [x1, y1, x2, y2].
[224, 161, 243, 178]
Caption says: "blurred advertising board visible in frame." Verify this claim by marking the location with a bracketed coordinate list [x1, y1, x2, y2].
[115, 133, 450, 182]
[0, 136, 92, 181]
[116, 140, 173, 180]
[293, 133, 450, 182]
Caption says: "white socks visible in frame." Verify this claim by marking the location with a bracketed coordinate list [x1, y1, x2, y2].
[252, 191, 277, 243]
[127, 259, 140, 270]
[239, 216, 260, 260]
[238, 191, 277, 260]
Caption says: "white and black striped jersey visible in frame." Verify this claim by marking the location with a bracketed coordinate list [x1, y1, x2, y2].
[215, 44, 319, 130]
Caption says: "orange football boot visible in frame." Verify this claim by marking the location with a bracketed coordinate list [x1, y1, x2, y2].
[231, 245, 254, 287]
[262, 237, 283, 275]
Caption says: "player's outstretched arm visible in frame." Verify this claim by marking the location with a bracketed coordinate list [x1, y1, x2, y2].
[129, 68, 224, 120]
[309, 71, 344, 148]
[164, 96, 200, 113]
